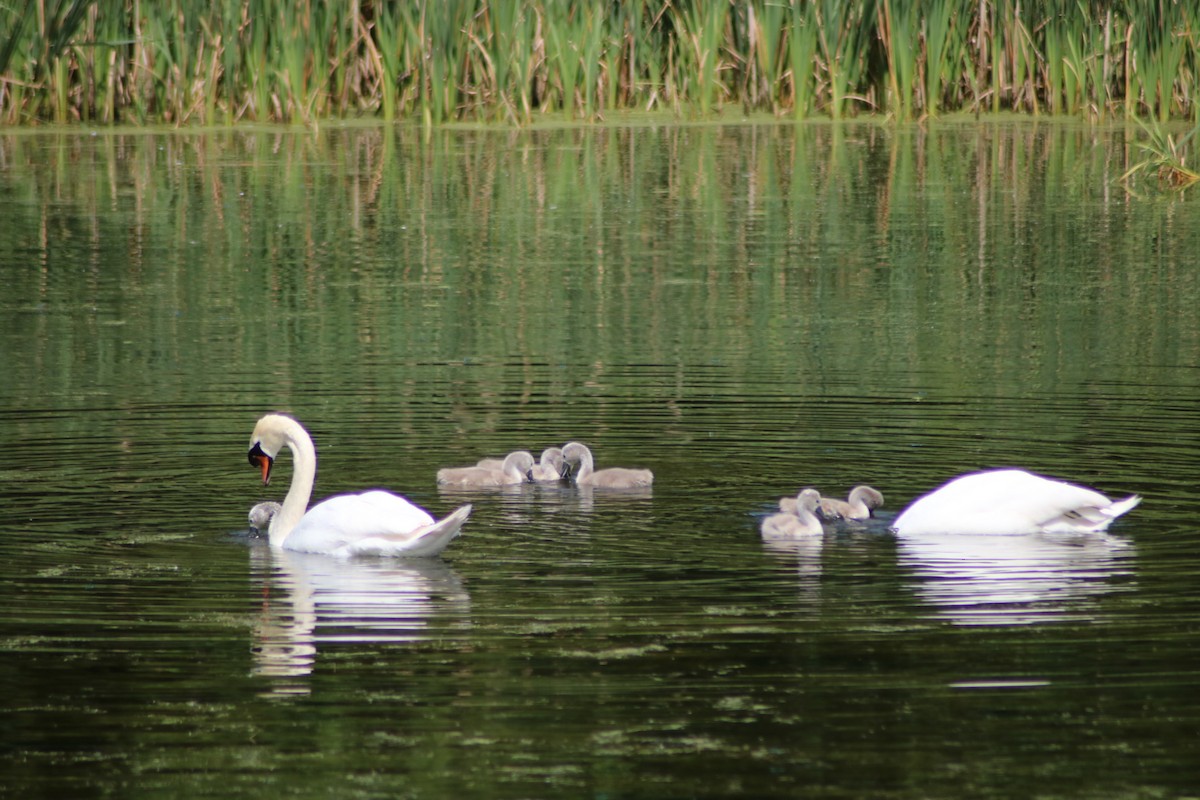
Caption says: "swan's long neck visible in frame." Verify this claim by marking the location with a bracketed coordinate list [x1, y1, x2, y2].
[268, 422, 316, 548]
[849, 487, 874, 512]
[504, 458, 525, 481]
[574, 448, 593, 481]
[798, 490, 821, 520]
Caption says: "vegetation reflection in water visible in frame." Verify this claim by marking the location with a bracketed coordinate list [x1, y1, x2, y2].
[2, 122, 1200, 798]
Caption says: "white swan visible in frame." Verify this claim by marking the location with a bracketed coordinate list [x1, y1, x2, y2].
[530, 447, 567, 482]
[248, 414, 471, 557]
[562, 442, 654, 488]
[892, 469, 1141, 536]
[248, 501, 281, 532]
[762, 488, 824, 538]
[818, 485, 884, 521]
[436, 450, 535, 488]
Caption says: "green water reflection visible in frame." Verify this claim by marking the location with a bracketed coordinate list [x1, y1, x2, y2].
[2, 121, 1200, 798]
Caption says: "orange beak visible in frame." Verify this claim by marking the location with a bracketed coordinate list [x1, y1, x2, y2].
[248, 443, 273, 485]
[255, 454, 272, 485]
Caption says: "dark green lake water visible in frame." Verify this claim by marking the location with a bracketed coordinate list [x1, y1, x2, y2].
[2, 120, 1199, 798]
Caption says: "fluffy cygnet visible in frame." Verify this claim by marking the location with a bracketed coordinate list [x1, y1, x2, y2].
[562, 442, 654, 488]
[437, 451, 535, 488]
[818, 485, 884, 521]
[761, 488, 824, 538]
[529, 447, 567, 482]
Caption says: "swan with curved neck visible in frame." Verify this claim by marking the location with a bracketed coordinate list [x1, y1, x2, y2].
[892, 469, 1140, 535]
[436, 450, 535, 488]
[762, 488, 824, 538]
[248, 414, 470, 557]
[562, 442, 654, 488]
[530, 447, 567, 482]
[819, 485, 884, 521]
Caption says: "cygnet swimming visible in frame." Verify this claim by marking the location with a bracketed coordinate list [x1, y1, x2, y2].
[561, 442, 654, 488]
[818, 485, 884, 521]
[529, 447, 567, 482]
[761, 488, 824, 538]
[437, 450, 535, 488]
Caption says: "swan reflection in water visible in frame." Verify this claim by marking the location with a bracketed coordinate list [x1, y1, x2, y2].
[760, 535, 824, 604]
[896, 531, 1136, 626]
[248, 545, 471, 696]
[438, 481, 653, 516]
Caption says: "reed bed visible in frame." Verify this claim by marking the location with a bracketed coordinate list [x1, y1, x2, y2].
[1, 0, 1198, 126]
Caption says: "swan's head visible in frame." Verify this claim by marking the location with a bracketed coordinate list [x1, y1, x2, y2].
[561, 442, 590, 464]
[560, 442, 590, 479]
[541, 447, 567, 476]
[504, 450, 536, 480]
[797, 488, 822, 513]
[248, 414, 297, 485]
[248, 501, 282, 532]
[850, 485, 885, 509]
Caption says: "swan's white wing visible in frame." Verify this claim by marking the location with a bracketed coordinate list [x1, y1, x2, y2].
[1041, 493, 1142, 533]
[894, 470, 1139, 535]
[336, 505, 472, 558]
[283, 491, 437, 554]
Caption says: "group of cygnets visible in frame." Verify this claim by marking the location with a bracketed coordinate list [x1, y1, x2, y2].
[760, 484, 885, 539]
[437, 441, 654, 489]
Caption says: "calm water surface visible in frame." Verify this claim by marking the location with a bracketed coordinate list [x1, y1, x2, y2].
[2, 120, 1200, 798]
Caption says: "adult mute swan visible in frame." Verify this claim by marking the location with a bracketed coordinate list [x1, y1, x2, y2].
[819, 485, 885, 521]
[436, 450, 535, 488]
[248, 414, 471, 557]
[762, 488, 824, 538]
[562, 442, 654, 488]
[249, 501, 281, 532]
[892, 469, 1140, 536]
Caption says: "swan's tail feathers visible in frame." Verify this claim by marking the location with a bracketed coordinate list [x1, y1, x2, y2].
[1103, 494, 1142, 521]
[1043, 494, 1142, 534]
[342, 505, 472, 558]
[398, 505, 472, 557]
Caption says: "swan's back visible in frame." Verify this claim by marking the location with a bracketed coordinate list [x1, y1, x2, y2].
[438, 451, 534, 487]
[893, 469, 1140, 535]
[580, 467, 654, 489]
[283, 491, 437, 553]
[336, 505, 472, 558]
[819, 485, 884, 521]
[761, 511, 823, 538]
[436, 465, 514, 487]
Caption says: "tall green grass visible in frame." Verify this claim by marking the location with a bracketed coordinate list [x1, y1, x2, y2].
[2, 0, 1198, 126]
